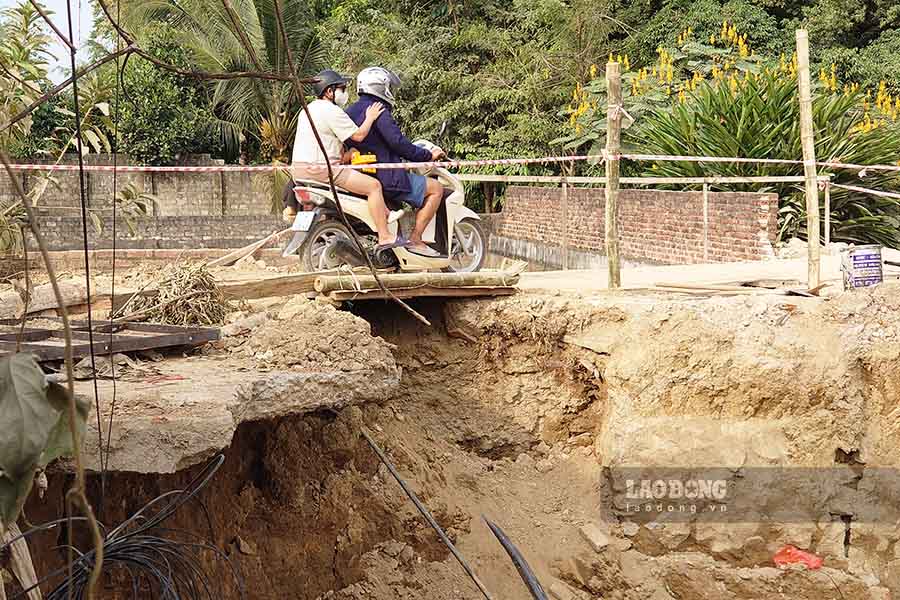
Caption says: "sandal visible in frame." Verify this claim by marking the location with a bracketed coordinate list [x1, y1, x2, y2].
[407, 243, 441, 257]
[375, 235, 410, 251]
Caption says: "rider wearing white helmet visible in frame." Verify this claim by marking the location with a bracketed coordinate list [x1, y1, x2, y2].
[290, 69, 403, 249]
[345, 67, 445, 257]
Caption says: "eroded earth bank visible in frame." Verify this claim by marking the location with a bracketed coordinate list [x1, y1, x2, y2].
[21, 283, 900, 599]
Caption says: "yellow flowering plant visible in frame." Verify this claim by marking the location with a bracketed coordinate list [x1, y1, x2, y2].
[556, 21, 900, 247]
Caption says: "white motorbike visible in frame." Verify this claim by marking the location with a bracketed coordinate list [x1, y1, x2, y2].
[283, 140, 486, 273]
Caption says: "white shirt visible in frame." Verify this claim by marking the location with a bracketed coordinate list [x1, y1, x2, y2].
[291, 99, 359, 166]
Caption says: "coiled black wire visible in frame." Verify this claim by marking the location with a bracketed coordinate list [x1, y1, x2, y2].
[2, 454, 243, 600]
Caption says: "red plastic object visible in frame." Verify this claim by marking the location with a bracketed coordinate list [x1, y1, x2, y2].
[773, 545, 823, 570]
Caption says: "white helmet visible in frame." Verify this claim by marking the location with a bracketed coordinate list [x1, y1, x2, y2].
[357, 67, 402, 105]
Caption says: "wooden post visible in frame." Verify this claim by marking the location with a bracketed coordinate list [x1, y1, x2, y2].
[702, 182, 710, 262]
[605, 61, 622, 288]
[824, 178, 831, 248]
[562, 178, 569, 270]
[796, 29, 820, 289]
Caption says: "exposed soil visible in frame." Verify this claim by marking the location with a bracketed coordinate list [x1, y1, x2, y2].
[14, 283, 900, 600]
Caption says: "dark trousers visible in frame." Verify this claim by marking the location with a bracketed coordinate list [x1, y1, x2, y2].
[282, 179, 298, 211]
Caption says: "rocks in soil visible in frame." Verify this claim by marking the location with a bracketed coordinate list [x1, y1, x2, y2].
[549, 579, 589, 600]
[0, 288, 23, 318]
[221, 312, 269, 337]
[579, 522, 610, 552]
[230, 297, 397, 375]
[536, 458, 554, 473]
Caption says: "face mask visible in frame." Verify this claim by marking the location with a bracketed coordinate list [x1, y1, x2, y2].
[333, 89, 349, 107]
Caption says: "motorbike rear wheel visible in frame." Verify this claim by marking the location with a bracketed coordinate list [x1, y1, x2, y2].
[444, 218, 486, 273]
[299, 221, 357, 272]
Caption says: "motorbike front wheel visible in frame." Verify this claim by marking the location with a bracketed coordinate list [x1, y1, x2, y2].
[444, 218, 487, 273]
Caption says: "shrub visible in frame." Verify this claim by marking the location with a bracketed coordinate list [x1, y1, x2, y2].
[559, 23, 900, 246]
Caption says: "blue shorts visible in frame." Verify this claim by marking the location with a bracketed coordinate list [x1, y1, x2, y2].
[392, 173, 427, 209]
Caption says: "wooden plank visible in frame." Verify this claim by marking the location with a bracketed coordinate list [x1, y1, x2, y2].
[0, 321, 220, 361]
[206, 228, 292, 268]
[219, 270, 344, 300]
[824, 180, 831, 247]
[328, 286, 517, 302]
[68, 320, 219, 338]
[702, 183, 710, 262]
[0, 329, 52, 342]
[654, 282, 770, 292]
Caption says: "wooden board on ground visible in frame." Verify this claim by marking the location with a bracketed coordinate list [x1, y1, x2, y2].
[0, 319, 220, 362]
[206, 229, 292, 268]
[327, 286, 517, 302]
[219, 268, 377, 300]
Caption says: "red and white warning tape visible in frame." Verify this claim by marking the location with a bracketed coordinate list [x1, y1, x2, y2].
[2, 163, 277, 173]
[4, 153, 608, 173]
[4, 152, 900, 177]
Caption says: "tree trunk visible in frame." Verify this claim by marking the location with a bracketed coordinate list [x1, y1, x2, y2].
[481, 182, 495, 213]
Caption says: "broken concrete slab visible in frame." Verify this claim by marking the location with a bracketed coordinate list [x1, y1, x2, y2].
[229, 367, 401, 424]
[79, 355, 400, 474]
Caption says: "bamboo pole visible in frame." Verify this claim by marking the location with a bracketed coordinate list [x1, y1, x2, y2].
[824, 179, 831, 247]
[796, 30, 820, 289]
[605, 61, 622, 288]
[314, 272, 520, 294]
[562, 177, 569, 270]
[457, 174, 830, 185]
[702, 183, 710, 262]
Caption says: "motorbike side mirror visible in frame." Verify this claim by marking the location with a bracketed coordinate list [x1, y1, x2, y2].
[438, 121, 447, 138]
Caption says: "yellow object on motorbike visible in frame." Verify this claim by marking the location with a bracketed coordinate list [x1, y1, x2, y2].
[350, 150, 377, 174]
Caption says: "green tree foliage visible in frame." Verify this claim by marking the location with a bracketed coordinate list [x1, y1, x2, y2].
[0, 1, 53, 148]
[120, 0, 326, 163]
[616, 0, 900, 88]
[322, 0, 614, 171]
[118, 25, 222, 165]
[318, 0, 619, 209]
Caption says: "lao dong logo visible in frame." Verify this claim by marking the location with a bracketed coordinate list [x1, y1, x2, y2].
[626, 478, 728, 501]
[622, 478, 729, 516]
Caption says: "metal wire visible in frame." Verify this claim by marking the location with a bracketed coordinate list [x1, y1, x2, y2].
[359, 427, 494, 600]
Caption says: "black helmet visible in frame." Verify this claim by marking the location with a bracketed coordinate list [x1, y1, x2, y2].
[312, 69, 351, 97]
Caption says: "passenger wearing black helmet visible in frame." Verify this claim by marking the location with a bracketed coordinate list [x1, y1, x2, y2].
[290, 69, 403, 248]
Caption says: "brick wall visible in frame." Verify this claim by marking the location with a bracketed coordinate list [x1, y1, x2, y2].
[491, 186, 777, 265]
[34, 215, 284, 251]
[0, 154, 279, 251]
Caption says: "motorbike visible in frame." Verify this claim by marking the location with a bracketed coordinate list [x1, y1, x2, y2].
[283, 135, 486, 273]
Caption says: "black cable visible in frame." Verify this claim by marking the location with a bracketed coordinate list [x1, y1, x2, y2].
[102, 0, 124, 514]
[359, 427, 494, 600]
[5, 455, 240, 600]
[63, 0, 104, 501]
